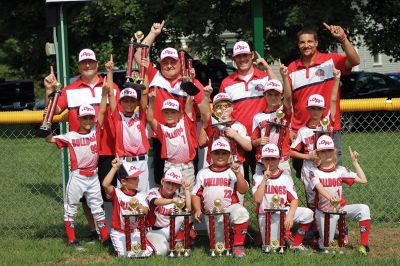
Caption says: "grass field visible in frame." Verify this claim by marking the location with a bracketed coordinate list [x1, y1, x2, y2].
[0, 125, 400, 265]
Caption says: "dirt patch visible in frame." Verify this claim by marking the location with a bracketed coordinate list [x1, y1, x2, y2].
[54, 253, 112, 265]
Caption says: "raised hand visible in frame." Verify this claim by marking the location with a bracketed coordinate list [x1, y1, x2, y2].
[182, 179, 190, 191]
[150, 20, 165, 36]
[231, 162, 240, 173]
[105, 54, 114, 72]
[323, 22, 347, 42]
[254, 51, 270, 70]
[279, 59, 288, 77]
[260, 136, 269, 146]
[203, 79, 213, 98]
[148, 90, 156, 99]
[349, 146, 360, 163]
[44, 66, 59, 92]
[264, 164, 271, 182]
[111, 153, 121, 169]
[333, 67, 341, 80]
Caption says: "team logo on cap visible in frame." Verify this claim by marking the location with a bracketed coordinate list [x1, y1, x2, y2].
[213, 93, 232, 104]
[211, 138, 231, 152]
[316, 135, 335, 150]
[261, 143, 280, 158]
[307, 94, 325, 108]
[235, 44, 247, 51]
[81, 51, 93, 57]
[310, 97, 323, 104]
[167, 171, 180, 180]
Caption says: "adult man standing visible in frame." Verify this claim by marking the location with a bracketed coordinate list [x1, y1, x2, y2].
[287, 23, 360, 177]
[135, 21, 209, 185]
[219, 41, 276, 181]
[44, 49, 120, 237]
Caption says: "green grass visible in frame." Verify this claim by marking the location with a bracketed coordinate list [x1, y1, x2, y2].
[0, 125, 400, 264]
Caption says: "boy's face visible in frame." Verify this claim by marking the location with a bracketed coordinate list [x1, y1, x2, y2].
[214, 101, 232, 120]
[264, 90, 283, 108]
[78, 115, 95, 131]
[162, 180, 180, 196]
[211, 150, 230, 167]
[317, 149, 335, 164]
[121, 177, 139, 191]
[120, 97, 138, 114]
[262, 157, 280, 171]
[162, 109, 181, 124]
[306, 106, 325, 121]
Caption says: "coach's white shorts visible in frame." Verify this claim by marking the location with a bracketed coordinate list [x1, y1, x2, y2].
[64, 170, 105, 222]
[110, 228, 153, 257]
[258, 206, 313, 244]
[315, 204, 371, 249]
[204, 203, 249, 243]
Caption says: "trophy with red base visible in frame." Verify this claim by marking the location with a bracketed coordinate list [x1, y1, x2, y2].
[263, 194, 287, 254]
[323, 201, 347, 254]
[123, 200, 149, 258]
[179, 51, 199, 96]
[38, 76, 62, 138]
[124, 31, 148, 91]
[168, 199, 191, 257]
[205, 199, 231, 256]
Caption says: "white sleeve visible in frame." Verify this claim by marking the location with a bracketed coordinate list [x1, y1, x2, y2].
[290, 129, 303, 149]
[191, 169, 205, 196]
[137, 192, 149, 208]
[146, 188, 159, 204]
[308, 169, 320, 190]
[251, 173, 264, 194]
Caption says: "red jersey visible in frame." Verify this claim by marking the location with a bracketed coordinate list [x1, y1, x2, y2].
[112, 107, 149, 157]
[287, 52, 351, 131]
[156, 115, 196, 163]
[147, 64, 204, 138]
[57, 75, 120, 155]
[219, 67, 269, 134]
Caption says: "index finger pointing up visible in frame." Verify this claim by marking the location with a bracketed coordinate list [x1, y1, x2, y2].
[208, 79, 212, 86]
[255, 51, 262, 59]
[160, 20, 165, 28]
[110, 54, 113, 62]
[103, 76, 107, 86]
[348, 145, 353, 154]
[50, 65, 54, 75]
[323, 22, 331, 30]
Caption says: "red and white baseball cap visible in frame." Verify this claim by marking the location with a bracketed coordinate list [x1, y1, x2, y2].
[78, 48, 97, 62]
[162, 167, 183, 185]
[119, 88, 138, 100]
[213, 93, 232, 105]
[161, 99, 180, 111]
[264, 79, 283, 93]
[261, 143, 280, 158]
[307, 94, 325, 108]
[160, 47, 179, 61]
[316, 135, 335, 151]
[119, 162, 144, 179]
[232, 41, 252, 57]
[78, 104, 95, 117]
[211, 138, 231, 152]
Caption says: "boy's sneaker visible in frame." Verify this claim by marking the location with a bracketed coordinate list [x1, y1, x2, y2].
[290, 244, 308, 253]
[358, 245, 370, 255]
[69, 240, 85, 252]
[233, 246, 246, 258]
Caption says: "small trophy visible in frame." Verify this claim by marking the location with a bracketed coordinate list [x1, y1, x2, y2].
[124, 31, 148, 91]
[38, 79, 62, 137]
[168, 199, 191, 257]
[179, 51, 199, 96]
[322, 209, 347, 250]
[330, 199, 340, 213]
[214, 199, 222, 213]
[320, 117, 330, 132]
[175, 199, 185, 215]
[271, 195, 280, 209]
[129, 200, 142, 215]
[263, 199, 287, 253]
[206, 199, 231, 256]
[123, 203, 148, 258]
[215, 242, 226, 256]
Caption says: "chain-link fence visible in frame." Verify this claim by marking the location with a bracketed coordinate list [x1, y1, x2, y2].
[0, 110, 399, 238]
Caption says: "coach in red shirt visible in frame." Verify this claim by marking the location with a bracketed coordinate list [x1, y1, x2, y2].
[135, 21, 209, 184]
[219, 41, 276, 181]
[44, 48, 120, 236]
[287, 23, 360, 177]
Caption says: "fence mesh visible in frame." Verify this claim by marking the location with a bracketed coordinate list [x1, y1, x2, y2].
[0, 110, 399, 238]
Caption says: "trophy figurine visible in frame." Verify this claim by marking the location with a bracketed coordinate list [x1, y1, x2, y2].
[214, 199, 222, 213]
[330, 199, 340, 213]
[132, 241, 141, 255]
[215, 242, 226, 256]
[271, 195, 280, 209]
[175, 199, 185, 215]
[275, 110, 285, 124]
[129, 200, 139, 214]
[174, 241, 185, 257]
[320, 117, 330, 132]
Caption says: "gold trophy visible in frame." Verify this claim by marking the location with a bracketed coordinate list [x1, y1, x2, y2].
[271, 195, 280, 209]
[271, 240, 280, 251]
[213, 199, 222, 213]
[330, 199, 340, 213]
[129, 200, 139, 214]
[276, 110, 285, 124]
[214, 106, 224, 122]
[174, 241, 185, 256]
[132, 241, 141, 255]
[320, 117, 330, 132]
[215, 242, 226, 256]
[175, 199, 185, 215]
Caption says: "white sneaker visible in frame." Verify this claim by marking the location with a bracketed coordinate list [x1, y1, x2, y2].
[290, 244, 308, 253]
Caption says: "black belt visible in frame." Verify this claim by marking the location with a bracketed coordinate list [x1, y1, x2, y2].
[122, 155, 146, 162]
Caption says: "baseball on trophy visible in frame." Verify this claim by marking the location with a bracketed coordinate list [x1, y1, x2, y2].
[129, 200, 139, 214]
[213, 199, 222, 213]
[175, 198, 185, 214]
[272, 194, 280, 209]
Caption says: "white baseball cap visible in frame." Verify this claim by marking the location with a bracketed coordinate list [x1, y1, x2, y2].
[78, 104, 95, 117]
[119, 162, 144, 179]
[160, 47, 179, 61]
[119, 88, 138, 100]
[261, 143, 280, 158]
[264, 79, 283, 93]
[232, 41, 252, 57]
[161, 99, 180, 111]
[307, 94, 325, 108]
[316, 135, 335, 151]
[163, 168, 183, 185]
[78, 48, 97, 62]
[213, 93, 232, 105]
[211, 138, 231, 152]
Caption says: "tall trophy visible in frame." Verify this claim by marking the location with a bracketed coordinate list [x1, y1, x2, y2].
[124, 31, 148, 91]
[263, 194, 287, 254]
[323, 200, 347, 252]
[168, 199, 191, 257]
[205, 199, 231, 256]
[123, 199, 148, 258]
[179, 51, 199, 96]
[38, 70, 62, 138]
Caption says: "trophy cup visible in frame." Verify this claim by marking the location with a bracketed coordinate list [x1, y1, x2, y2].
[322, 210, 347, 252]
[168, 199, 191, 257]
[123, 200, 148, 258]
[179, 51, 200, 96]
[38, 78, 62, 137]
[313, 117, 337, 150]
[206, 199, 231, 256]
[320, 117, 330, 132]
[263, 195, 286, 254]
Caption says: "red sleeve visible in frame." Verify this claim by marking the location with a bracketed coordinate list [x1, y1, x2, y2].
[147, 64, 158, 84]
[195, 186, 204, 197]
[105, 186, 116, 200]
[342, 178, 355, 186]
[113, 83, 120, 102]
[139, 107, 146, 124]
[57, 89, 68, 111]
[291, 143, 303, 152]
[193, 79, 205, 104]
[156, 123, 164, 141]
[251, 126, 261, 140]
[219, 79, 227, 93]
[287, 191, 296, 203]
[54, 138, 68, 149]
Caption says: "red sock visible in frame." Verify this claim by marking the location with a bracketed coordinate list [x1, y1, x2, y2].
[233, 222, 248, 247]
[292, 223, 311, 246]
[97, 219, 109, 242]
[65, 221, 76, 244]
[359, 220, 370, 246]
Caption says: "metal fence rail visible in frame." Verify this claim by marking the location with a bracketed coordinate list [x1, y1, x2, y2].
[0, 111, 399, 238]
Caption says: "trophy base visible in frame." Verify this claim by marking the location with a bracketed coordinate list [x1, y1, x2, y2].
[127, 250, 150, 258]
[37, 126, 52, 138]
[180, 81, 199, 96]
